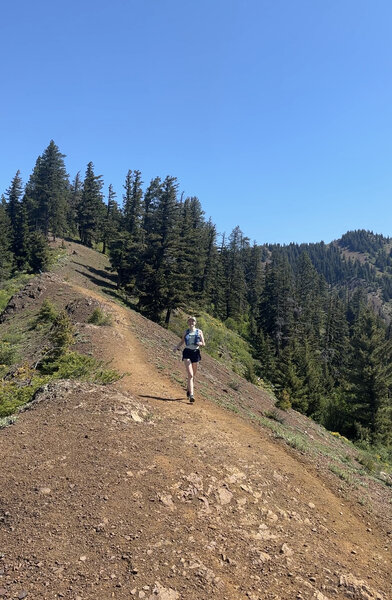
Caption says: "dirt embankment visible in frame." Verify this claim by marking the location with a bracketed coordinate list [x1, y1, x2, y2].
[0, 242, 391, 600]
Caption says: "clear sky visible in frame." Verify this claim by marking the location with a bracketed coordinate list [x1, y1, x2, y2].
[1, 0, 392, 245]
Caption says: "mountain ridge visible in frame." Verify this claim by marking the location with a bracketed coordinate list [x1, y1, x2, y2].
[0, 241, 391, 600]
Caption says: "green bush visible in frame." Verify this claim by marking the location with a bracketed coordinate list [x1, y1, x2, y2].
[0, 372, 49, 418]
[0, 351, 121, 419]
[39, 351, 121, 384]
[0, 341, 18, 366]
[275, 390, 292, 411]
[88, 307, 112, 326]
[265, 409, 285, 424]
[357, 453, 376, 473]
[37, 299, 59, 323]
[48, 311, 75, 358]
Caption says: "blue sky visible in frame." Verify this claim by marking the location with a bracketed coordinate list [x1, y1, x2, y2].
[1, 0, 392, 245]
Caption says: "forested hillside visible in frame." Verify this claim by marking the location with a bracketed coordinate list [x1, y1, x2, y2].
[2, 141, 392, 458]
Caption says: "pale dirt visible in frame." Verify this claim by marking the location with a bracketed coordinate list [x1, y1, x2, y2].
[0, 242, 391, 600]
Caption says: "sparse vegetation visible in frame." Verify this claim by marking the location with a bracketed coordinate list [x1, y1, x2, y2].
[0, 366, 49, 418]
[0, 295, 121, 420]
[36, 299, 59, 323]
[87, 307, 112, 326]
[0, 274, 33, 312]
[264, 409, 285, 424]
[275, 390, 292, 411]
[329, 464, 353, 483]
[228, 379, 240, 391]
[0, 341, 18, 367]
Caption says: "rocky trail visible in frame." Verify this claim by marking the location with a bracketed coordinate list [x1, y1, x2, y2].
[0, 242, 391, 600]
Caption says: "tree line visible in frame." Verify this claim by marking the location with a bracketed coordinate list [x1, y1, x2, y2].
[1, 141, 392, 452]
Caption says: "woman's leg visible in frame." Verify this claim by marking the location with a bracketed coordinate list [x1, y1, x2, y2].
[183, 359, 194, 396]
[192, 362, 198, 390]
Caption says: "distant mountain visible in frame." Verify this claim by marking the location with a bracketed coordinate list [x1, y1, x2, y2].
[264, 229, 392, 321]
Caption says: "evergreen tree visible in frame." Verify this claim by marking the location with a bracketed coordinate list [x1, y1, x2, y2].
[322, 293, 349, 387]
[0, 198, 13, 279]
[13, 199, 31, 271]
[67, 172, 83, 237]
[137, 176, 182, 323]
[293, 251, 325, 343]
[25, 141, 69, 238]
[28, 231, 51, 272]
[5, 170, 24, 236]
[200, 219, 220, 313]
[78, 162, 105, 247]
[123, 170, 143, 237]
[102, 184, 121, 254]
[348, 308, 392, 445]
[176, 196, 207, 303]
[259, 253, 294, 353]
[225, 226, 248, 319]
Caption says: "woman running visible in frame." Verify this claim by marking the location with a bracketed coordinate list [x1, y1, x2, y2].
[173, 316, 205, 403]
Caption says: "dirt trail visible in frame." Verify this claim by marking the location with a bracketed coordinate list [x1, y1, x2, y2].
[0, 243, 391, 600]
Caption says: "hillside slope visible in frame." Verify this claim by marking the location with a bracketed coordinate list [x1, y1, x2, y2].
[0, 242, 391, 600]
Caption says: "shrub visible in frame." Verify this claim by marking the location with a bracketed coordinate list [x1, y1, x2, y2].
[0, 371, 49, 418]
[39, 351, 121, 384]
[265, 409, 285, 424]
[0, 341, 18, 366]
[357, 453, 376, 474]
[37, 299, 59, 323]
[88, 307, 112, 326]
[228, 380, 240, 391]
[50, 311, 75, 357]
[275, 389, 292, 411]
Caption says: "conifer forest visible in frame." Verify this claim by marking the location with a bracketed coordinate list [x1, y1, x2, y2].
[2, 141, 392, 457]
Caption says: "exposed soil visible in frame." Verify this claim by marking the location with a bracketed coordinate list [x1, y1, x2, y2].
[0, 242, 391, 600]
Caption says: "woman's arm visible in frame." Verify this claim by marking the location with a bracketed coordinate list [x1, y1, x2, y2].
[173, 332, 186, 352]
[198, 330, 206, 347]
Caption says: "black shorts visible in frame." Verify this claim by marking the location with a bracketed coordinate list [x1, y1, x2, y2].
[182, 348, 201, 363]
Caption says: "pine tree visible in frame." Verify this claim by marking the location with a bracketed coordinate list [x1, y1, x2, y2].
[28, 231, 51, 272]
[348, 307, 392, 445]
[78, 162, 105, 247]
[322, 293, 349, 386]
[259, 252, 294, 353]
[123, 170, 143, 237]
[176, 196, 207, 304]
[67, 172, 83, 237]
[5, 170, 24, 237]
[25, 141, 69, 238]
[200, 219, 220, 312]
[0, 197, 13, 279]
[293, 251, 325, 343]
[102, 184, 121, 254]
[225, 226, 248, 319]
[13, 199, 31, 271]
[5, 173, 31, 270]
[137, 176, 182, 323]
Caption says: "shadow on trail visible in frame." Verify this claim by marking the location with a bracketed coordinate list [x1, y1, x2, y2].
[139, 394, 186, 403]
[74, 268, 118, 291]
[101, 288, 139, 311]
[72, 261, 118, 282]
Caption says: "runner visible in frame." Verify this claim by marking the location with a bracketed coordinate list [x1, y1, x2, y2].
[173, 316, 205, 403]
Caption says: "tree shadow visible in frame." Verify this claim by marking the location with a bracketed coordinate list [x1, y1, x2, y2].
[73, 261, 117, 282]
[99, 288, 139, 311]
[74, 266, 118, 291]
[139, 394, 186, 403]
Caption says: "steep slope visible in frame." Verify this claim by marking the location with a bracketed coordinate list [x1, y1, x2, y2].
[0, 242, 391, 600]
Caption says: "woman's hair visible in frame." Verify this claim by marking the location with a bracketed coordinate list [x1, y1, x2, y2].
[188, 316, 197, 323]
